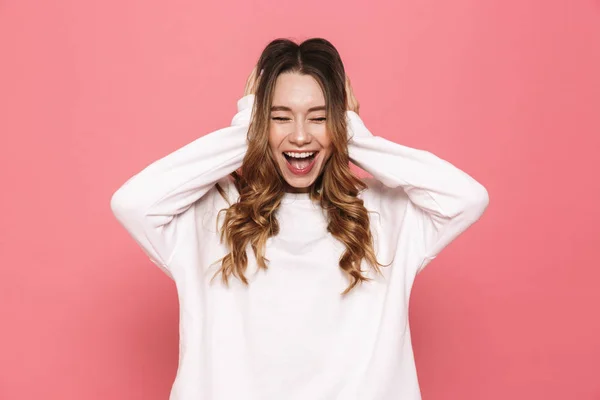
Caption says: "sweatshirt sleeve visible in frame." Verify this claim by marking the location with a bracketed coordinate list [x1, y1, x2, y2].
[346, 110, 489, 274]
[110, 94, 256, 278]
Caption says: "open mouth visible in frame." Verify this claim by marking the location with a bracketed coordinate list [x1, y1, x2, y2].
[282, 151, 319, 174]
[283, 151, 318, 161]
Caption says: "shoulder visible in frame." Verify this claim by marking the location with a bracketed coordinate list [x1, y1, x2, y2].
[190, 175, 240, 218]
[188, 175, 240, 234]
[357, 177, 413, 234]
[359, 177, 410, 211]
[206, 175, 240, 211]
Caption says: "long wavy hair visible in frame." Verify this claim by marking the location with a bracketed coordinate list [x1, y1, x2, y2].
[212, 37, 390, 296]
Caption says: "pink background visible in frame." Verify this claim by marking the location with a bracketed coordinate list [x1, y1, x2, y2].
[1, 0, 599, 398]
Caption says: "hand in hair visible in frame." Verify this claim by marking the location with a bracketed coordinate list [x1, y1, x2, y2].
[345, 75, 360, 115]
[244, 65, 262, 96]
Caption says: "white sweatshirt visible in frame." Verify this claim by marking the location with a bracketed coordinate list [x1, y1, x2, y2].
[110, 93, 489, 400]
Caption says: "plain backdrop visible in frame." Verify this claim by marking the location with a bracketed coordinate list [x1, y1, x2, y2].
[1, 0, 599, 399]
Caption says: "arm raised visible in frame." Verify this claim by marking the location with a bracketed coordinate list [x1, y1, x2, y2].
[346, 111, 489, 274]
[110, 94, 256, 278]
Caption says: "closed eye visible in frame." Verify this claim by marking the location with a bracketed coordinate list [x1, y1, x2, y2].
[271, 117, 327, 122]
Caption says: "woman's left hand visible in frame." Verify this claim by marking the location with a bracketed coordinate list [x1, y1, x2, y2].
[345, 75, 360, 115]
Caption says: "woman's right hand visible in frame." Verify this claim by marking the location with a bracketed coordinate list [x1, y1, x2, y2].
[244, 65, 262, 96]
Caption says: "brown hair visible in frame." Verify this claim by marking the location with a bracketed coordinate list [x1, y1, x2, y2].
[212, 37, 390, 296]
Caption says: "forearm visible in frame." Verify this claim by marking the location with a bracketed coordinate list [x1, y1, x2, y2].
[110, 94, 254, 269]
[346, 110, 489, 221]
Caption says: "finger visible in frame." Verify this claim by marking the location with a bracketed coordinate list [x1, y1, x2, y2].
[250, 65, 258, 81]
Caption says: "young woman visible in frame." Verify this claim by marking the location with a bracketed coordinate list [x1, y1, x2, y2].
[111, 38, 489, 400]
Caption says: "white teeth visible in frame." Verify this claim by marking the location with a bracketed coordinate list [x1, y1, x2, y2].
[283, 151, 315, 158]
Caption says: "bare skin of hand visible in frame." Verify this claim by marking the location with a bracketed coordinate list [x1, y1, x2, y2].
[345, 75, 360, 115]
[244, 65, 261, 96]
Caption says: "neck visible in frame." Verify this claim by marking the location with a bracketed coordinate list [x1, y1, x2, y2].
[283, 183, 311, 194]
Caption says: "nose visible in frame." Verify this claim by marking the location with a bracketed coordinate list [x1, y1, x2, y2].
[288, 121, 312, 146]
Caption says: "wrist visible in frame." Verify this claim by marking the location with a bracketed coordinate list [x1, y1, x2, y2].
[346, 110, 373, 141]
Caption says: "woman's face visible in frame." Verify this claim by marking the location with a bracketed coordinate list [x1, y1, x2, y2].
[268, 72, 333, 193]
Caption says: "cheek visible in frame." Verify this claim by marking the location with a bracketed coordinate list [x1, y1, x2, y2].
[268, 126, 286, 151]
[316, 130, 333, 152]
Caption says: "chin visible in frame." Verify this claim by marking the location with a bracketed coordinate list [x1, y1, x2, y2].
[284, 177, 316, 188]
[280, 168, 321, 191]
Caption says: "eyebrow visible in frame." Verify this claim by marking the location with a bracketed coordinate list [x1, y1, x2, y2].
[270, 105, 326, 112]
